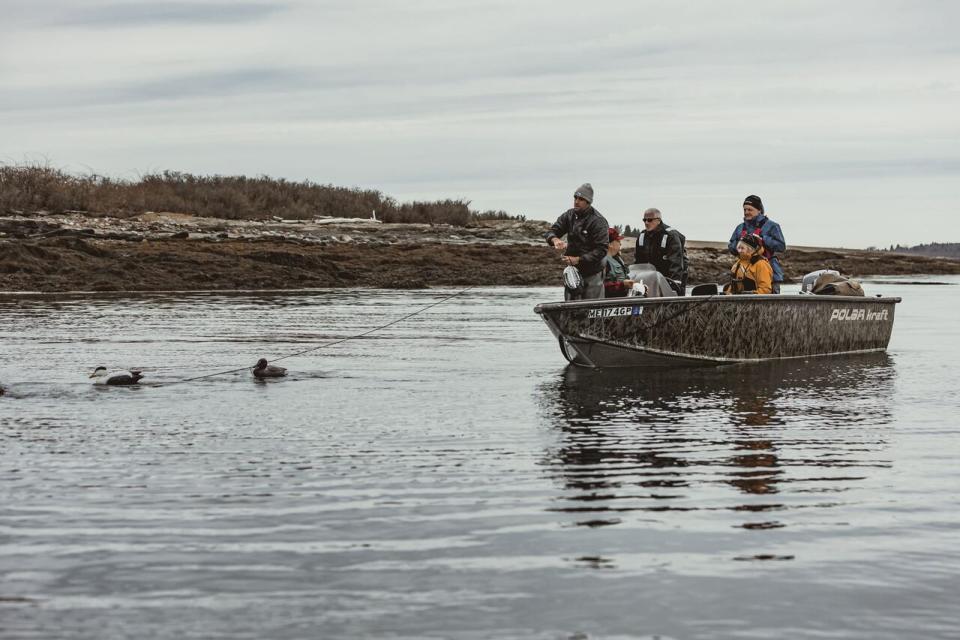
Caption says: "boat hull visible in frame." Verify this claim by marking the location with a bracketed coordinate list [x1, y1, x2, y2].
[535, 294, 900, 368]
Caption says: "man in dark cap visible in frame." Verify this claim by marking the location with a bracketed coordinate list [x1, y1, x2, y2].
[545, 182, 610, 300]
[633, 207, 687, 296]
[728, 194, 786, 292]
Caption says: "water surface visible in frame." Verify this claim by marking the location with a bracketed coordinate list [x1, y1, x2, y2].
[2, 278, 959, 639]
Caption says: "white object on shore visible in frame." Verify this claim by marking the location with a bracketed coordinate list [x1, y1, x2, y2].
[311, 217, 381, 225]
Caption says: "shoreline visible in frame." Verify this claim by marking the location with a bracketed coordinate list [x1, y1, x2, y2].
[3, 211, 959, 293]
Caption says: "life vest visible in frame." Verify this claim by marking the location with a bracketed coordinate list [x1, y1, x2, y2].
[635, 224, 688, 290]
[739, 219, 774, 261]
[637, 228, 678, 253]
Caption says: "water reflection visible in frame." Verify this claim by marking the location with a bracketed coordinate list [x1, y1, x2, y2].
[538, 355, 895, 530]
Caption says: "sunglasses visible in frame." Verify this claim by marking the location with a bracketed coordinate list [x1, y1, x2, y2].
[642, 217, 659, 223]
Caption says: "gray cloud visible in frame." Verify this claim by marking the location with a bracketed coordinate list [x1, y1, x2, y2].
[53, 1, 285, 28]
[0, 67, 301, 112]
[2, 0, 958, 247]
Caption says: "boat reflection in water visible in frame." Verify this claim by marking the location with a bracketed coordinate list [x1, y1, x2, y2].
[537, 354, 895, 541]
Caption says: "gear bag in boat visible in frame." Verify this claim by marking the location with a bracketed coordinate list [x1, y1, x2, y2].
[812, 272, 864, 296]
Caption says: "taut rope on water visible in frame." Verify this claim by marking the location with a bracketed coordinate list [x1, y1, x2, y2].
[166, 286, 476, 385]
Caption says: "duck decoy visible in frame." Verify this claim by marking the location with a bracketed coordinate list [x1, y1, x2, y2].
[89, 366, 144, 385]
[253, 358, 287, 378]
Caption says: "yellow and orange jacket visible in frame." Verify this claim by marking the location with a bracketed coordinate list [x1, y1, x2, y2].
[725, 255, 773, 295]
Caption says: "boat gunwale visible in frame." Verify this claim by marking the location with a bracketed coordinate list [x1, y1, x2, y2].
[534, 293, 902, 314]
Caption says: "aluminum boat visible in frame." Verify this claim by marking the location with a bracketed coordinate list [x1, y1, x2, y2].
[534, 293, 900, 368]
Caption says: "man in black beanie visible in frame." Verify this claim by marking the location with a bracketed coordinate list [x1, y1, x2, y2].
[544, 182, 610, 300]
[727, 194, 786, 293]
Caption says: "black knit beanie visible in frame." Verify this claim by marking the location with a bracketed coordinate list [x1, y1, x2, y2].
[743, 195, 764, 213]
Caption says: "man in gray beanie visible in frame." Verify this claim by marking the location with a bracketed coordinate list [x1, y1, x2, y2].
[544, 182, 610, 300]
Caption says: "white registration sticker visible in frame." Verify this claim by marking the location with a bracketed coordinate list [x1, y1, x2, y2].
[588, 306, 642, 319]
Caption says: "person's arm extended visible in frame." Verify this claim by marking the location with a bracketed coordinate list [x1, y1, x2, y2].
[544, 211, 571, 248]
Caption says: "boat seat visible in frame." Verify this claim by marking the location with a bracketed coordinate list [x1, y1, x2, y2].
[690, 283, 719, 296]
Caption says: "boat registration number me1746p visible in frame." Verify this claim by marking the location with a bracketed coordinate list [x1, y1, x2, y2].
[830, 308, 889, 322]
[588, 306, 642, 319]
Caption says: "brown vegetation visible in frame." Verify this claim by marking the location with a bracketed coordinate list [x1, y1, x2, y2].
[0, 164, 524, 226]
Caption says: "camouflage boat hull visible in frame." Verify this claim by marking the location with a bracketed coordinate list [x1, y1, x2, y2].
[534, 294, 900, 368]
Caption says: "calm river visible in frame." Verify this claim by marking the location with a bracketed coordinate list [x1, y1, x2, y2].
[2, 277, 959, 639]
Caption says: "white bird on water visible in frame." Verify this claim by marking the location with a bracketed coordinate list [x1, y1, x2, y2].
[89, 366, 144, 385]
[253, 358, 287, 378]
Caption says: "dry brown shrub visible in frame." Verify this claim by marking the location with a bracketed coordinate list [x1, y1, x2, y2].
[0, 164, 525, 227]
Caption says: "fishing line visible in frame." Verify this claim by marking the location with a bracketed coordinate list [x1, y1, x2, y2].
[166, 286, 476, 385]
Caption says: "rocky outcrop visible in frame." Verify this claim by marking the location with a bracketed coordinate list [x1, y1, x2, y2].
[1, 211, 957, 292]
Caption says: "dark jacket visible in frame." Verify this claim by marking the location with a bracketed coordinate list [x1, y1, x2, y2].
[634, 222, 687, 295]
[728, 215, 786, 283]
[544, 206, 610, 277]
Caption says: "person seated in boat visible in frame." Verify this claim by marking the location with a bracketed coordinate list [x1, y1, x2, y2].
[544, 182, 610, 300]
[602, 227, 635, 298]
[633, 208, 687, 296]
[724, 234, 774, 295]
[728, 195, 786, 293]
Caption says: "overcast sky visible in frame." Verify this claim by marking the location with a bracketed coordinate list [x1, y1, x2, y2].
[2, 0, 958, 247]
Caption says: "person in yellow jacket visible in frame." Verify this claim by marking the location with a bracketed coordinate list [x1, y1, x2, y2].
[724, 233, 774, 295]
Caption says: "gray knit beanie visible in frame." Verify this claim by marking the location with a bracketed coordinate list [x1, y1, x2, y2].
[574, 183, 594, 203]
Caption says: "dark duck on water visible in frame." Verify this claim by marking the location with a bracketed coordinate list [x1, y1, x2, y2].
[89, 366, 144, 385]
[253, 359, 287, 379]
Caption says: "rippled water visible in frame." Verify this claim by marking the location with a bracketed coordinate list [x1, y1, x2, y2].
[2, 278, 959, 639]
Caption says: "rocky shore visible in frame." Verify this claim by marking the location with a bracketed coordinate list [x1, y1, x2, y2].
[2, 211, 958, 292]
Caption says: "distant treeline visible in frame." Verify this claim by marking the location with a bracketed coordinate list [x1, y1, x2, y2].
[871, 242, 960, 259]
[0, 164, 525, 226]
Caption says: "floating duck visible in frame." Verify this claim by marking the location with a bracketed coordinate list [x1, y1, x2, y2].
[0, 383, 5, 396]
[253, 358, 287, 378]
[89, 366, 144, 385]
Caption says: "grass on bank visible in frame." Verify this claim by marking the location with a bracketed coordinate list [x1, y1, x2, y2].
[0, 164, 525, 227]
